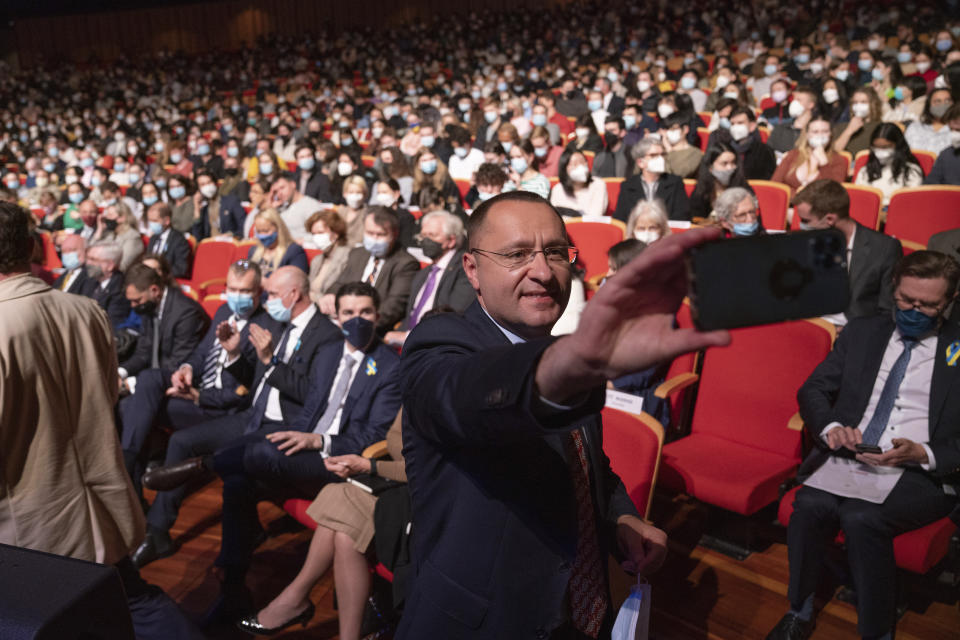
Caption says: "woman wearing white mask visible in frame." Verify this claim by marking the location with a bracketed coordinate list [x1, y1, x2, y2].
[564, 113, 604, 154]
[625, 199, 670, 245]
[371, 147, 414, 207]
[832, 87, 883, 156]
[337, 175, 369, 246]
[818, 78, 848, 124]
[305, 210, 351, 302]
[549, 150, 608, 218]
[372, 178, 417, 247]
[905, 88, 955, 154]
[504, 140, 551, 200]
[247, 208, 308, 278]
[771, 117, 848, 196]
[854, 124, 923, 205]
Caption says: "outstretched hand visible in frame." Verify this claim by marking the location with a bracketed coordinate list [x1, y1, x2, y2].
[536, 227, 731, 404]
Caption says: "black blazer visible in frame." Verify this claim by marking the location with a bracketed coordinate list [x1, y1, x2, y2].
[226, 306, 341, 424]
[89, 272, 130, 328]
[294, 168, 334, 203]
[147, 228, 192, 279]
[797, 315, 960, 520]
[53, 268, 97, 296]
[170, 302, 277, 412]
[122, 287, 210, 377]
[847, 223, 902, 321]
[191, 194, 248, 240]
[292, 339, 401, 456]
[613, 173, 691, 223]
[399, 249, 476, 330]
[328, 246, 419, 333]
[397, 301, 639, 638]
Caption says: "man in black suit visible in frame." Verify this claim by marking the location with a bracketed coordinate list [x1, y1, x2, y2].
[928, 228, 960, 266]
[52, 233, 97, 296]
[86, 242, 131, 327]
[118, 261, 272, 492]
[322, 207, 419, 333]
[293, 143, 334, 202]
[119, 264, 209, 388]
[145, 202, 192, 279]
[793, 180, 903, 326]
[613, 135, 691, 223]
[397, 192, 729, 638]
[132, 266, 341, 569]
[191, 169, 248, 240]
[768, 251, 960, 640]
[384, 209, 476, 348]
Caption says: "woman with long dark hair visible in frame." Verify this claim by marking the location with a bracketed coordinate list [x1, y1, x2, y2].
[689, 142, 752, 219]
[854, 123, 924, 206]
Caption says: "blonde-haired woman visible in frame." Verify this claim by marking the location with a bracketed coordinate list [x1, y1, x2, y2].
[411, 147, 462, 212]
[247, 208, 308, 277]
[771, 116, 848, 196]
[93, 201, 144, 270]
[338, 176, 368, 246]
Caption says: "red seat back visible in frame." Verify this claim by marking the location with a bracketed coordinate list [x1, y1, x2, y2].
[788, 184, 882, 232]
[602, 408, 664, 518]
[913, 150, 936, 177]
[602, 178, 623, 216]
[191, 240, 236, 288]
[885, 186, 960, 251]
[563, 219, 626, 281]
[748, 180, 791, 231]
[454, 178, 471, 205]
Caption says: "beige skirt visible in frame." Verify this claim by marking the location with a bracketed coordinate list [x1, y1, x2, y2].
[305, 481, 378, 553]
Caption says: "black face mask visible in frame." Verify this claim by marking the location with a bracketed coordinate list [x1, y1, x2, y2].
[133, 299, 157, 316]
[225, 167, 239, 177]
[419, 237, 445, 260]
[603, 132, 620, 150]
[103, 218, 118, 232]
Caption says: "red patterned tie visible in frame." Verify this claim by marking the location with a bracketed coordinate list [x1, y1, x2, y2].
[566, 429, 608, 637]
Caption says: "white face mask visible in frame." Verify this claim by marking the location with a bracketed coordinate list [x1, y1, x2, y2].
[715, 76, 730, 89]
[808, 134, 830, 148]
[729, 123, 750, 141]
[634, 229, 661, 244]
[575, 127, 590, 140]
[917, 61, 932, 74]
[376, 192, 397, 207]
[338, 161, 353, 177]
[637, 80, 651, 92]
[657, 104, 675, 119]
[345, 192, 365, 209]
[851, 103, 870, 118]
[312, 232, 333, 250]
[788, 100, 806, 119]
[822, 89, 839, 104]
[568, 164, 589, 183]
[199, 184, 218, 199]
[645, 155, 666, 173]
[872, 148, 894, 164]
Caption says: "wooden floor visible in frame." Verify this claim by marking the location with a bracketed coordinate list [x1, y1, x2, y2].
[141, 481, 960, 639]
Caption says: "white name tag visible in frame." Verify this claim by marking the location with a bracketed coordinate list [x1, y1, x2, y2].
[605, 389, 644, 415]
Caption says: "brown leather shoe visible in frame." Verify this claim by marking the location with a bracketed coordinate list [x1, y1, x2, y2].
[142, 456, 207, 491]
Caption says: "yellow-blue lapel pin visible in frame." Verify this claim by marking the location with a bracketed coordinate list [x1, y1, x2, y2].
[947, 341, 960, 367]
[366, 358, 378, 376]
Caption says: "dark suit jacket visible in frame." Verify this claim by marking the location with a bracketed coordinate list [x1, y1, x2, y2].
[89, 272, 130, 328]
[927, 228, 960, 265]
[246, 243, 310, 276]
[168, 302, 276, 412]
[53, 268, 97, 296]
[399, 249, 476, 330]
[397, 301, 639, 638]
[797, 315, 960, 521]
[847, 223, 902, 321]
[191, 194, 248, 240]
[225, 306, 341, 424]
[613, 173, 691, 223]
[327, 245, 419, 332]
[291, 339, 401, 456]
[122, 287, 210, 377]
[295, 168, 334, 203]
[147, 228, 192, 279]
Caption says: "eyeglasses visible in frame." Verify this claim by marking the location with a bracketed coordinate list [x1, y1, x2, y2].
[233, 259, 252, 268]
[471, 246, 578, 269]
[894, 294, 944, 315]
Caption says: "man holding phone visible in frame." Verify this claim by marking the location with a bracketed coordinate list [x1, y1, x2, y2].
[769, 251, 960, 640]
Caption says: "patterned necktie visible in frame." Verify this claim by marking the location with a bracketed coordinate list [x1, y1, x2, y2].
[408, 265, 440, 328]
[566, 429, 608, 638]
[312, 353, 358, 434]
[199, 338, 223, 389]
[367, 258, 381, 285]
[247, 326, 292, 432]
[861, 337, 918, 445]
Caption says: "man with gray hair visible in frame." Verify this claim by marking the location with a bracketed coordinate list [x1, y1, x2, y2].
[613, 134, 690, 223]
[385, 209, 476, 347]
[87, 241, 131, 327]
[712, 187, 763, 237]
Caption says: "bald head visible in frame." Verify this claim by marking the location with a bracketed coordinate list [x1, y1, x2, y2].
[60, 233, 86, 256]
[271, 265, 309, 296]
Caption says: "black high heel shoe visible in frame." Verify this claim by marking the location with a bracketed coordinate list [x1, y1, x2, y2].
[235, 601, 315, 635]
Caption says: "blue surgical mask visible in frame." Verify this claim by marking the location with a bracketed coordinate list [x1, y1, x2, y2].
[298, 157, 316, 171]
[937, 39, 953, 52]
[858, 59, 873, 71]
[169, 153, 182, 163]
[61, 251, 80, 271]
[342, 316, 375, 349]
[148, 220, 164, 235]
[534, 146, 548, 158]
[420, 135, 435, 148]
[484, 111, 498, 124]
[764, 64, 778, 76]
[718, 117, 731, 130]
[680, 77, 696, 90]
[226, 292, 256, 317]
[169, 186, 186, 199]
[265, 295, 292, 322]
[511, 157, 528, 173]
[80, 157, 94, 168]
[256, 231, 278, 246]
[259, 162, 273, 175]
[794, 53, 810, 65]
[154, 178, 167, 189]
[588, 99, 603, 111]
[363, 234, 390, 257]
[872, 68, 885, 81]
[893, 86, 904, 101]
[732, 220, 759, 236]
[623, 115, 636, 129]
[197, 144, 211, 155]
[532, 114, 547, 126]
[897, 51, 912, 64]
[454, 147, 469, 158]
[895, 307, 938, 338]
[68, 192, 84, 204]
[227, 147, 239, 157]
[43, 162, 56, 173]
[501, 142, 512, 153]
[477, 191, 495, 201]
[419, 159, 437, 175]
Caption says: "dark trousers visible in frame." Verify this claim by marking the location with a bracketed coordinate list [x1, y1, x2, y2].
[120, 368, 229, 492]
[144, 410, 251, 533]
[212, 430, 340, 580]
[787, 469, 955, 637]
[115, 557, 205, 640]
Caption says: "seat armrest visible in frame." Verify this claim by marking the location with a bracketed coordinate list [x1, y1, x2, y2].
[654, 372, 699, 399]
[787, 412, 804, 431]
[362, 440, 389, 459]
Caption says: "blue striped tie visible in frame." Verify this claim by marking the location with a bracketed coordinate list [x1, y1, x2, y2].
[860, 337, 918, 446]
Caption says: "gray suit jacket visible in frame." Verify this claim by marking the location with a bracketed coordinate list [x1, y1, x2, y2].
[328, 245, 419, 332]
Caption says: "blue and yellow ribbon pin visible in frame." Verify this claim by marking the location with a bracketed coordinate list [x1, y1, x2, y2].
[947, 342, 960, 367]
[365, 358, 378, 376]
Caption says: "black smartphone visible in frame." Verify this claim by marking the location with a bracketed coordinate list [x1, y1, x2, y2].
[855, 443, 883, 454]
[687, 229, 851, 331]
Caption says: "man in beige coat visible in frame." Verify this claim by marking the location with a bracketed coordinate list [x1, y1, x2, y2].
[0, 202, 202, 640]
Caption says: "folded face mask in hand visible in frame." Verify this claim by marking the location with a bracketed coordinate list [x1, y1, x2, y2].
[611, 578, 651, 640]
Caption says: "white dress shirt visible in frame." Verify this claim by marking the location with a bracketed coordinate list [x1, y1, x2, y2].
[409, 249, 456, 318]
[821, 225, 855, 327]
[360, 253, 384, 285]
[315, 344, 366, 453]
[182, 313, 249, 389]
[259, 304, 317, 422]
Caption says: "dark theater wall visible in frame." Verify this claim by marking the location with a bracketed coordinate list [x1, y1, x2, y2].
[12, 0, 568, 68]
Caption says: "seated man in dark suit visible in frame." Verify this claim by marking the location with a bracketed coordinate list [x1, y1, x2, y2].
[53, 233, 97, 296]
[293, 142, 334, 202]
[384, 209, 476, 348]
[397, 192, 729, 638]
[613, 135, 691, 223]
[145, 202, 192, 279]
[117, 261, 273, 493]
[85, 242, 131, 327]
[769, 251, 960, 640]
[192, 169, 249, 240]
[132, 266, 341, 568]
[119, 263, 209, 391]
[321, 207, 419, 333]
[793, 179, 903, 328]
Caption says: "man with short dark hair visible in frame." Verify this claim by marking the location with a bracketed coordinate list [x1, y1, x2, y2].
[192, 169, 248, 239]
[145, 201, 192, 278]
[716, 106, 777, 180]
[770, 250, 960, 640]
[268, 173, 322, 243]
[793, 179, 903, 326]
[293, 142, 333, 201]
